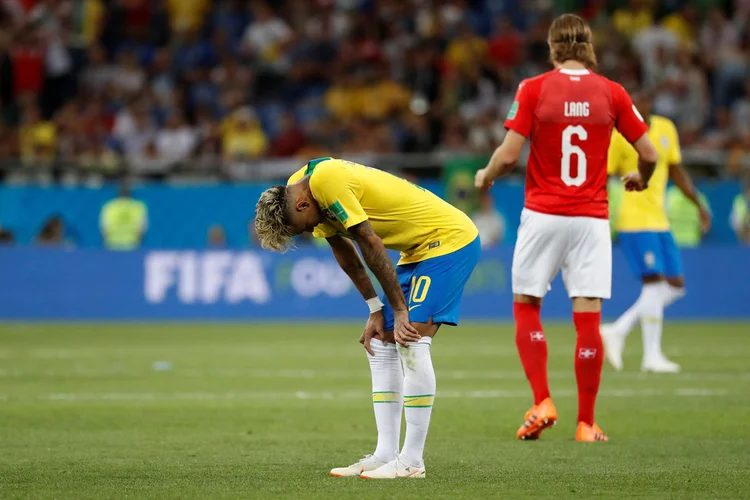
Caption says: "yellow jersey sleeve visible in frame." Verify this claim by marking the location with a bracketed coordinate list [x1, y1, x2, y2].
[607, 131, 629, 176]
[667, 120, 682, 165]
[286, 166, 337, 239]
[308, 160, 369, 230]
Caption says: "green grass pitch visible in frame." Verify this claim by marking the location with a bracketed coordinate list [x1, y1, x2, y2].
[1, 322, 749, 499]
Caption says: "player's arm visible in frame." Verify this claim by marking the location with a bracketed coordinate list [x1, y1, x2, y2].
[326, 234, 378, 301]
[310, 163, 400, 312]
[668, 166, 712, 233]
[612, 83, 657, 190]
[632, 135, 658, 187]
[309, 162, 419, 344]
[476, 81, 532, 189]
[348, 221, 404, 313]
[665, 120, 711, 232]
[476, 130, 526, 188]
[348, 220, 419, 345]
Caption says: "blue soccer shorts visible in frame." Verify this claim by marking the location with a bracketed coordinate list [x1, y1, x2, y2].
[382, 236, 480, 330]
[618, 231, 684, 279]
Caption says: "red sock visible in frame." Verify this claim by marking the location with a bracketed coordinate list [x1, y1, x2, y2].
[514, 302, 549, 405]
[573, 311, 604, 425]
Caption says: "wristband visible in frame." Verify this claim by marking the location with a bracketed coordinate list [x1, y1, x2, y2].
[366, 297, 384, 314]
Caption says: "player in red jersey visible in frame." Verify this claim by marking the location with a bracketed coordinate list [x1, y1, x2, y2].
[475, 14, 658, 442]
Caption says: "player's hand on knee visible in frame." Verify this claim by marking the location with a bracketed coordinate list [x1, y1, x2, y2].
[361, 310, 385, 356]
[393, 310, 421, 347]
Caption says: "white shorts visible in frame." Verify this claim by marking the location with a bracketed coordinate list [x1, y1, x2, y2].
[512, 209, 612, 299]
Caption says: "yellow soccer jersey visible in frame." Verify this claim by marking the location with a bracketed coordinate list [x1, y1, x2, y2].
[607, 115, 681, 232]
[287, 158, 478, 264]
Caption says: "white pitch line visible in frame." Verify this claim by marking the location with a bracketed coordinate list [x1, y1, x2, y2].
[0, 367, 748, 382]
[3, 346, 746, 360]
[0, 388, 730, 403]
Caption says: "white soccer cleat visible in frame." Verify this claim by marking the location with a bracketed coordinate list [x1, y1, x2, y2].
[359, 456, 426, 479]
[641, 355, 681, 374]
[329, 455, 387, 477]
[601, 324, 625, 372]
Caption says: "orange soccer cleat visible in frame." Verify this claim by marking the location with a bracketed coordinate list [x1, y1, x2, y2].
[516, 397, 558, 440]
[575, 422, 609, 442]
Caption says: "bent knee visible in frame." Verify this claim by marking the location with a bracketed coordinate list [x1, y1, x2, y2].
[666, 276, 685, 288]
[642, 274, 665, 284]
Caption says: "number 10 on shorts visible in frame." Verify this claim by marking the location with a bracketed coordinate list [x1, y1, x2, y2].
[410, 276, 431, 303]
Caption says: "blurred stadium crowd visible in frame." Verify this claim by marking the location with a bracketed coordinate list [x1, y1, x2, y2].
[0, 0, 748, 177]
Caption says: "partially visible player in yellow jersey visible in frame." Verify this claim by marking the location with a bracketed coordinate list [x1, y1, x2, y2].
[603, 95, 711, 374]
[254, 157, 479, 479]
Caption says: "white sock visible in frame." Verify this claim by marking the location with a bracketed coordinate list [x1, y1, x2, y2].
[398, 337, 435, 467]
[662, 282, 686, 308]
[612, 280, 677, 338]
[639, 283, 665, 361]
[611, 300, 640, 338]
[367, 339, 403, 462]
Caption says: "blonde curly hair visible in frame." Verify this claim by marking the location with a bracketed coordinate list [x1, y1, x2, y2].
[254, 185, 294, 252]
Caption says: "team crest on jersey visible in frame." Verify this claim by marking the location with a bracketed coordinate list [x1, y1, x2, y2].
[507, 101, 519, 120]
[661, 136, 669, 148]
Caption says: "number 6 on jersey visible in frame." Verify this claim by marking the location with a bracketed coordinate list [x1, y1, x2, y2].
[561, 125, 588, 187]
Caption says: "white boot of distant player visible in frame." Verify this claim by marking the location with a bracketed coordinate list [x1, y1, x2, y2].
[603, 281, 687, 371]
[362, 337, 433, 479]
[330, 339, 401, 477]
[639, 285, 680, 373]
[602, 295, 643, 372]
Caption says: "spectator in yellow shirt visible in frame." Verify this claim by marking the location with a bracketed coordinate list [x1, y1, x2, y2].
[612, 0, 654, 37]
[222, 107, 268, 161]
[69, 0, 105, 48]
[19, 105, 57, 165]
[324, 73, 363, 120]
[661, 4, 698, 49]
[166, 0, 210, 33]
[359, 65, 411, 121]
[446, 23, 488, 71]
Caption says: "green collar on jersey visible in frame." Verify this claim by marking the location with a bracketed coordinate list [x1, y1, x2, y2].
[305, 157, 332, 176]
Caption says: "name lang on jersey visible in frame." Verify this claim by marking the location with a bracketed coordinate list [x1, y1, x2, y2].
[564, 101, 590, 117]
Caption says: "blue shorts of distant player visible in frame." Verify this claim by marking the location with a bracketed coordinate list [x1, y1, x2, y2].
[618, 231, 684, 278]
[382, 236, 481, 330]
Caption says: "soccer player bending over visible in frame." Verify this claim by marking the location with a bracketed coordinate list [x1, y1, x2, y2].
[475, 14, 658, 442]
[602, 92, 711, 373]
[255, 158, 480, 478]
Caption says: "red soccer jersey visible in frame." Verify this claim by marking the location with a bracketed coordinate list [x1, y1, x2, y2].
[504, 68, 648, 219]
